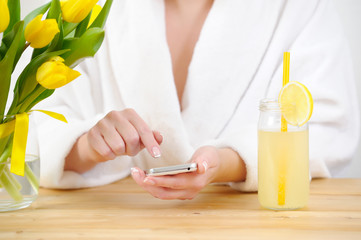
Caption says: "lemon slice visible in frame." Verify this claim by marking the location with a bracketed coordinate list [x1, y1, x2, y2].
[278, 81, 313, 126]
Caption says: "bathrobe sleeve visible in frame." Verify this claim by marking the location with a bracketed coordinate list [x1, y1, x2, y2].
[288, 1, 360, 179]
[207, 0, 359, 192]
[35, 62, 132, 189]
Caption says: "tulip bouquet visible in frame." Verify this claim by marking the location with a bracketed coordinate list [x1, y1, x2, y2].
[0, 0, 112, 205]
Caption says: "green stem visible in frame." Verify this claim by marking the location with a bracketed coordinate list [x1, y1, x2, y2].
[0, 137, 24, 201]
[18, 85, 45, 113]
[6, 94, 19, 117]
[0, 138, 12, 190]
[0, 165, 23, 202]
[24, 42, 30, 51]
[0, 134, 12, 164]
[6, 85, 45, 117]
[25, 162, 39, 194]
[3, 165, 22, 191]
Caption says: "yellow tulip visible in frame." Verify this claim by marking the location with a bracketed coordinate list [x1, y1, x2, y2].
[0, 0, 10, 33]
[36, 56, 81, 89]
[61, 0, 99, 23]
[88, 4, 102, 27]
[24, 15, 60, 49]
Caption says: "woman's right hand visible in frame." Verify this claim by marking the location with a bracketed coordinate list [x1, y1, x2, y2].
[65, 108, 163, 173]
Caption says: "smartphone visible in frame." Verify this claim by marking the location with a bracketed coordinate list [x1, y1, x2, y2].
[146, 163, 198, 176]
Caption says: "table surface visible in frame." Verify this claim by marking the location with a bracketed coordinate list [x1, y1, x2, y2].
[0, 178, 360, 239]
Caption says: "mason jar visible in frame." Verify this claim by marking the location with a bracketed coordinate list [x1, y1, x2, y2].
[258, 99, 309, 210]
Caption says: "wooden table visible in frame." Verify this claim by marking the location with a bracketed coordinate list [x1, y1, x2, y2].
[0, 178, 360, 239]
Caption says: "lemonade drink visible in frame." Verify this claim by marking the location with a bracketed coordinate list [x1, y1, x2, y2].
[258, 129, 309, 210]
[258, 53, 313, 210]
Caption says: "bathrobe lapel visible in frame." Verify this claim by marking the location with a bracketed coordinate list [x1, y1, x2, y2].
[106, 0, 194, 167]
[106, 1, 177, 112]
[181, 0, 285, 145]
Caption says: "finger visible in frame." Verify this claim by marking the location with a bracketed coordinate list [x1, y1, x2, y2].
[140, 131, 163, 149]
[126, 110, 161, 158]
[131, 168, 192, 200]
[143, 174, 196, 190]
[153, 131, 163, 145]
[87, 128, 116, 161]
[190, 151, 218, 174]
[188, 155, 208, 174]
[151, 188, 195, 200]
[197, 159, 209, 174]
[130, 167, 146, 185]
[97, 119, 126, 156]
[114, 119, 142, 156]
[130, 167, 168, 196]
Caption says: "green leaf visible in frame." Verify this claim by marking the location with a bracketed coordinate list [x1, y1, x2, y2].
[47, 14, 64, 52]
[74, 12, 91, 38]
[63, 22, 79, 37]
[4, 0, 20, 35]
[0, 21, 24, 116]
[89, 0, 113, 29]
[0, 22, 22, 63]
[61, 28, 104, 68]
[47, 0, 62, 20]
[11, 49, 69, 111]
[31, 46, 48, 61]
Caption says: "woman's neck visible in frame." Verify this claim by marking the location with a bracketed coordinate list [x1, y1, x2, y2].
[167, 0, 214, 13]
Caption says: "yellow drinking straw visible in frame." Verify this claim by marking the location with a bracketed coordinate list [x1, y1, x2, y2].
[281, 52, 290, 132]
[278, 52, 290, 206]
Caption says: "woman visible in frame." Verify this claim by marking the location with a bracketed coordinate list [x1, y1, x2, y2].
[36, 0, 359, 199]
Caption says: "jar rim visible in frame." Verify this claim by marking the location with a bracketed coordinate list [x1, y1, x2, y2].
[259, 98, 281, 112]
[0, 154, 39, 165]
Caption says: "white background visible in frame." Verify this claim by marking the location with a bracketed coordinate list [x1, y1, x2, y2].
[17, 0, 361, 177]
[332, 0, 361, 178]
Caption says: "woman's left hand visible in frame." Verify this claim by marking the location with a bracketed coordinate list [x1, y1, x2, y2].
[130, 146, 221, 200]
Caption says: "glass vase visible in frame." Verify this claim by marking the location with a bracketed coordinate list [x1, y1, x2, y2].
[0, 114, 40, 212]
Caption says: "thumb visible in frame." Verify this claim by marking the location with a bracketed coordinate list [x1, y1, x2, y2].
[190, 146, 219, 174]
[191, 154, 209, 175]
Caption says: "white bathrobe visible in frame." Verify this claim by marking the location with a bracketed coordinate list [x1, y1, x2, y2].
[35, 0, 360, 191]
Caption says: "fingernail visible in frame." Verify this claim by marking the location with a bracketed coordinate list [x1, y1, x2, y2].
[202, 161, 208, 172]
[152, 146, 161, 158]
[144, 177, 156, 185]
[131, 168, 139, 177]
